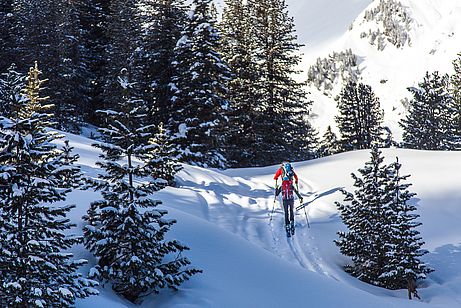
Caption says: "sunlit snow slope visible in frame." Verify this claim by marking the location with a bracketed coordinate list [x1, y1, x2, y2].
[57, 132, 461, 308]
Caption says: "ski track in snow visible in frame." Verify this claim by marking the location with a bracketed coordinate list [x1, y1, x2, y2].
[179, 174, 334, 280]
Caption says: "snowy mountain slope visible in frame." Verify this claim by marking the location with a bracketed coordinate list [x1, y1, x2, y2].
[57, 132, 461, 307]
[295, 0, 461, 139]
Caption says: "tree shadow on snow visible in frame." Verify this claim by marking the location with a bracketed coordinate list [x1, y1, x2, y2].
[425, 243, 461, 285]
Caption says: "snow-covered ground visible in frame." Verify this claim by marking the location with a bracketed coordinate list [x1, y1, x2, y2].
[56, 132, 461, 307]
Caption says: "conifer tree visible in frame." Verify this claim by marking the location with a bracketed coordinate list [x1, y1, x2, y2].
[53, 0, 88, 133]
[0, 64, 25, 118]
[381, 126, 396, 148]
[287, 111, 320, 161]
[102, 0, 143, 113]
[0, 0, 17, 73]
[336, 147, 390, 285]
[60, 140, 83, 189]
[148, 122, 183, 186]
[219, 0, 261, 166]
[221, 0, 315, 166]
[169, 0, 231, 168]
[400, 71, 456, 150]
[451, 53, 461, 145]
[78, 0, 111, 125]
[336, 80, 384, 151]
[138, 0, 187, 125]
[336, 148, 431, 292]
[318, 126, 340, 157]
[247, 0, 312, 165]
[83, 70, 200, 303]
[380, 158, 432, 293]
[0, 63, 98, 307]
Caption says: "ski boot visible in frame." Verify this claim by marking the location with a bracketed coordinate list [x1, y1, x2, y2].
[290, 221, 295, 235]
[285, 224, 292, 237]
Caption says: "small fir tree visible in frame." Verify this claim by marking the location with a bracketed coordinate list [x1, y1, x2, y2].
[60, 139, 83, 189]
[137, 0, 187, 125]
[0, 64, 25, 118]
[148, 122, 183, 186]
[0, 0, 17, 72]
[0, 63, 98, 307]
[318, 126, 340, 157]
[83, 71, 200, 303]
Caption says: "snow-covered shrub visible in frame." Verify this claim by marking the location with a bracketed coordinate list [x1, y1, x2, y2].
[359, 0, 413, 50]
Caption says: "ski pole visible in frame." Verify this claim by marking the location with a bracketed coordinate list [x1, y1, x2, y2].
[303, 205, 310, 228]
[269, 197, 276, 223]
[269, 185, 278, 222]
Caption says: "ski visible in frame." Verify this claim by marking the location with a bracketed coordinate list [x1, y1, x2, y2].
[296, 199, 313, 211]
[285, 225, 292, 237]
[296, 193, 320, 211]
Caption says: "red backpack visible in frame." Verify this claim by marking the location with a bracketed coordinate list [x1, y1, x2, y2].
[281, 180, 294, 200]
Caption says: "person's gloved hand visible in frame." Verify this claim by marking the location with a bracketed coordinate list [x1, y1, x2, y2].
[300, 197, 304, 203]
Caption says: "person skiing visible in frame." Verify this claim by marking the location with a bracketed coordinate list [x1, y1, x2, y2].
[273, 161, 303, 237]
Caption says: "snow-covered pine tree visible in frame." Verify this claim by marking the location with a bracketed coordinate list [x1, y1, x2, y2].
[0, 0, 17, 73]
[0, 63, 98, 307]
[336, 80, 384, 151]
[102, 0, 143, 114]
[137, 0, 187, 126]
[148, 122, 183, 187]
[318, 126, 340, 157]
[78, 0, 111, 125]
[287, 108, 320, 161]
[379, 157, 432, 293]
[60, 139, 83, 189]
[83, 70, 200, 303]
[169, 0, 231, 168]
[451, 53, 461, 146]
[381, 126, 396, 148]
[335, 147, 390, 285]
[400, 71, 457, 150]
[0, 64, 25, 118]
[52, 0, 88, 133]
[246, 0, 313, 165]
